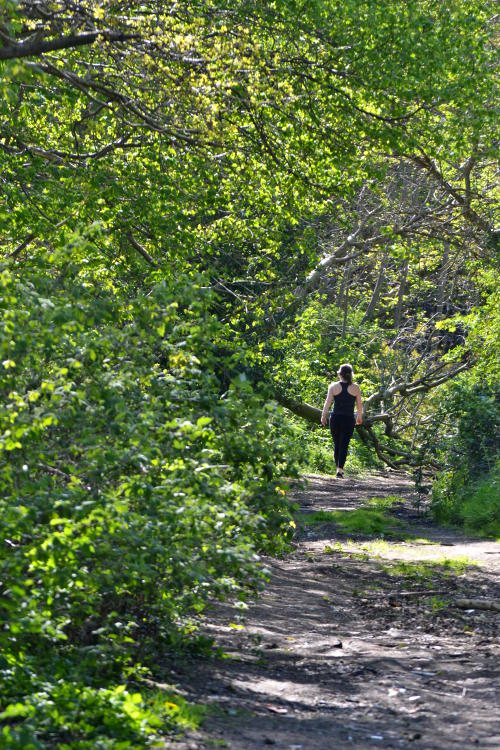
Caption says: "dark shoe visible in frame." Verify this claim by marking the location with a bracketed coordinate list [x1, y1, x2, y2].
[336, 470, 344, 478]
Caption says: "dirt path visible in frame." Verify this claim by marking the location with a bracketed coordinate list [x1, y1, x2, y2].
[167, 473, 500, 750]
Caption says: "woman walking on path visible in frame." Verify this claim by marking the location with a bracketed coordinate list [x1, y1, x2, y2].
[321, 364, 363, 478]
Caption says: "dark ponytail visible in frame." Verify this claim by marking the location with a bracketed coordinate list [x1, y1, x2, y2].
[338, 363, 353, 384]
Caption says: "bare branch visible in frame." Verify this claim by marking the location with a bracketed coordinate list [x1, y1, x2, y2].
[0, 30, 139, 60]
[126, 232, 158, 268]
[7, 233, 36, 259]
[451, 599, 500, 612]
[294, 209, 380, 299]
[408, 150, 495, 238]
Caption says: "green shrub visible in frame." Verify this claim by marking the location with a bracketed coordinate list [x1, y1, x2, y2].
[0, 683, 206, 750]
[300, 428, 333, 473]
[459, 463, 500, 537]
[434, 462, 500, 539]
[0, 261, 298, 748]
[431, 377, 499, 536]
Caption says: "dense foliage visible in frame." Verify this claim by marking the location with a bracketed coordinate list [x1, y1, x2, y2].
[432, 373, 500, 536]
[0, 0, 498, 747]
[0, 254, 298, 748]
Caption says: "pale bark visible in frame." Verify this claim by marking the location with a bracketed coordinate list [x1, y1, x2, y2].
[362, 251, 387, 323]
[0, 31, 138, 60]
[394, 260, 408, 328]
[341, 261, 351, 338]
[451, 599, 500, 613]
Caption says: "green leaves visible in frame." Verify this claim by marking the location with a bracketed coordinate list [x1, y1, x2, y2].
[0, 1, 498, 745]
[0, 261, 297, 747]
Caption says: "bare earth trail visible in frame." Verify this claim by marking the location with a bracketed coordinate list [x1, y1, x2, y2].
[168, 474, 500, 750]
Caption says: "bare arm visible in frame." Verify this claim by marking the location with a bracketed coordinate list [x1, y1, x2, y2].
[355, 388, 363, 425]
[321, 384, 335, 425]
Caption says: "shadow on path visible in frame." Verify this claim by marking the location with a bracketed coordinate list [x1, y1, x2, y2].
[166, 473, 500, 750]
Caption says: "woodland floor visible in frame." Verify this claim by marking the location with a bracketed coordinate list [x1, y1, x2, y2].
[165, 473, 500, 750]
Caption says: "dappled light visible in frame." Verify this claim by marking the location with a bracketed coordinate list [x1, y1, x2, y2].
[0, 1, 498, 748]
[171, 476, 499, 749]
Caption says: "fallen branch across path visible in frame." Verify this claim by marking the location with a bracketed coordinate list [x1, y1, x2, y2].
[363, 592, 500, 612]
[274, 355, 475, 470]
[450, 599, 500, 613]
[364, 589, 449, 599]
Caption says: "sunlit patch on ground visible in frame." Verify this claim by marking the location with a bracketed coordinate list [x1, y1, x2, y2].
[319, 537, 498, 571]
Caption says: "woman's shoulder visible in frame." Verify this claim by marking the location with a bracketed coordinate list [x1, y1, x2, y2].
[329, 380, 341, 391]
[350, 382, 361, 393]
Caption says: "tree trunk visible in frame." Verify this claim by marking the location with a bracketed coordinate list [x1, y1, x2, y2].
[362, 250, 387, 322]
[437, 241, 449, 317]
[341, 260, 351, 338]
[394, 260, 408, 328]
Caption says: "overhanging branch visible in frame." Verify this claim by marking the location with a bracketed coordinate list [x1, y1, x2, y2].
[275, 394, 321, 423]
[0, 30, 139, 60]
[126, 232, 158, 268]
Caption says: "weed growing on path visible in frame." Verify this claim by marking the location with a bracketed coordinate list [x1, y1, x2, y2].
[363, 495, 403, 510]
[299, 506, 403, 536]
[381, 556, 475, 582]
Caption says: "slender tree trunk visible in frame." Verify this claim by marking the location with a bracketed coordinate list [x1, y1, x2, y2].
[341, 260, 351, 338]
[437, 242, 449, 317]
[362, 250, 387, 322]
[335, 262, 348, 306]
[394, 260, 408, 328]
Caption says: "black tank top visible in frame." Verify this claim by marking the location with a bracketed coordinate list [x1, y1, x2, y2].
[333, 381, 356, 416]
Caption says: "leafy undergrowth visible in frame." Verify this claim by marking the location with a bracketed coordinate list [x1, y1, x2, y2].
[431, 377, 500, 540]
[1, 685, 206, 750]
[0, 268, 299, 749]
[438, 462, 500, 540]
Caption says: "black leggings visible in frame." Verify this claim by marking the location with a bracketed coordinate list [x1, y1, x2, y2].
[329, 414, 355, 469]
